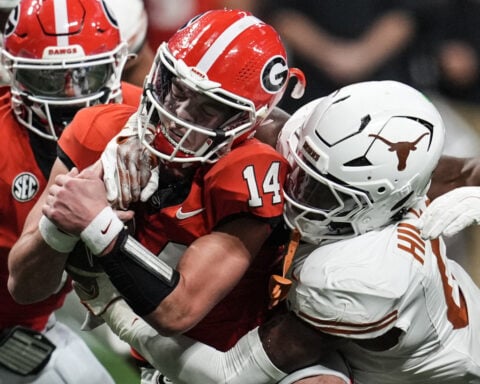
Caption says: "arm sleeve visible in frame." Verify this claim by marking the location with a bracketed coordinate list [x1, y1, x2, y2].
[102, 299, 287, 384]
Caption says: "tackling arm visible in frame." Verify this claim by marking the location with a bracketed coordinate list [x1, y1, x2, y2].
[103, 298, 286, 384]
[94, 295, 349, 384]
[100, 297, 349, 384]
[418, 156, 480, 238]
[254, 107, 291, 148]
[428, 155, 480, 200]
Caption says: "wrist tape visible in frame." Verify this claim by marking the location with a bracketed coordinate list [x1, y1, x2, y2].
[38, 215, 79, 253]
[99, 229, 179, 316]
[80, 206, 124, 255]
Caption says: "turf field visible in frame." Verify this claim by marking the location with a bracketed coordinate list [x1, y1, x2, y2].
[57, 292, 140, 383]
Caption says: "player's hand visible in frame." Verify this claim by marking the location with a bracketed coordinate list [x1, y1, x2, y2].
[65, 242, 105, 283]
[73, 273, 121, 317]
[101, 117, 158, 210]
[417, 186, 480, 239]
[43, 165, 110, 235]
[66, 243, 108, 330]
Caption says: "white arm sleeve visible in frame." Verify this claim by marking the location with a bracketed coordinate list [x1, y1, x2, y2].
[103, 299, 287, 384]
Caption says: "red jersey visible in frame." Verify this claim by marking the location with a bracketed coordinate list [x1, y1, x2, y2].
[0, 83, 141, 331]
[59, 103, 289, 350]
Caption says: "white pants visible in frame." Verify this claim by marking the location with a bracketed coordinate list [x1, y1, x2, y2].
[0, 318, 114, 384]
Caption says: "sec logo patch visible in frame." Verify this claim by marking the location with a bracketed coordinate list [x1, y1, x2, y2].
[12, 172, 39, 202]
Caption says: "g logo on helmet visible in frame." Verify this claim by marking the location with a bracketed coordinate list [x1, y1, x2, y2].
[261, 55, 288, 94]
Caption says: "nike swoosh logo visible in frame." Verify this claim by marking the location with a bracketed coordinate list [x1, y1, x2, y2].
[101, 220, 112, 235]
[176, 207, 205, 220]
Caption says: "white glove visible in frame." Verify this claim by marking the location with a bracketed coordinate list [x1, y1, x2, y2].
[101, 115, 159, 210]
[417, 186, 480, 239]
[73, 273, 122, 317]
[80, 311, 106, 331]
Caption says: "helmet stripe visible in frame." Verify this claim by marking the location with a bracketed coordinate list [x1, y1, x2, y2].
[196, 15, 260, 73]
[54, 0, 70, 46]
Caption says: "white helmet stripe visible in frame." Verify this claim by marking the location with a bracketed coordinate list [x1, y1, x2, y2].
[196, 15, 260, 73]
[54, 0, 69, 46]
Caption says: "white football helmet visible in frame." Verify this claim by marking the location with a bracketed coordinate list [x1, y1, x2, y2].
[280, 80, 446, 244]
[104, 0, 147, 55]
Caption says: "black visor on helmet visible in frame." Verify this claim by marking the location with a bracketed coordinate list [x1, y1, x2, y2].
[15, 63, 113, 98]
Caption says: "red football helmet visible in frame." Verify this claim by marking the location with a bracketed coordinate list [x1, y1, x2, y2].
[1, 0, 129, 140]
[137, 9, 305, 164]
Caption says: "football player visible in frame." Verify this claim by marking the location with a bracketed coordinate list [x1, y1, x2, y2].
[80, 81, 480, 383]
[2, 0, 141, 382]
[13, 8, 347, 384]
[267, 80, 479, 382]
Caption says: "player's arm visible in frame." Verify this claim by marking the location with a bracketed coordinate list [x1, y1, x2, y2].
[112, 301, 348, 383]
[428, 155, 480, 200]
[42, 164, 271, 334]
[418, 156, 480, 238]
[43, 154, 284, 335]
[8, 158, 74, 303]
[145, 215, 272, 335]
[254, 107, 291, 148]
[78, 278, 349, 383]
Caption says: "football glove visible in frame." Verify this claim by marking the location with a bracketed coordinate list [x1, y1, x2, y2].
[73, 272, 121, 317]
[417, 186, 480, 239]
[101, 114, 158, 210]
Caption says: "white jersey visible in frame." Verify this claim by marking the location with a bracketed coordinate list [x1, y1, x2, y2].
[288, 205, 480, 383]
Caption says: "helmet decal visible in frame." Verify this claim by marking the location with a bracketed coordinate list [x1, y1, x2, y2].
[101, 0, 119, 28]
[177, 11, 208, 32]
[195, 15, 260, 73]
[369, 132, 430, 171]
[4, 5, 18, 37]
[261, 55, 288, 94]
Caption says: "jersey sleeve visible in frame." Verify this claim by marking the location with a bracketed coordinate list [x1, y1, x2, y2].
[290, 234, 405, 340]
[203, 139, 289, 227]
[58, 104, 137, 171]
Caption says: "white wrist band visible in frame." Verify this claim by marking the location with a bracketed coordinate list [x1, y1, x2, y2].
[80, 206, 124, 255]
[39, 215, 79, 253]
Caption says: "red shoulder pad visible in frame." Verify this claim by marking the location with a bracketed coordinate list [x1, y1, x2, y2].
[58, 104, 137, 170]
